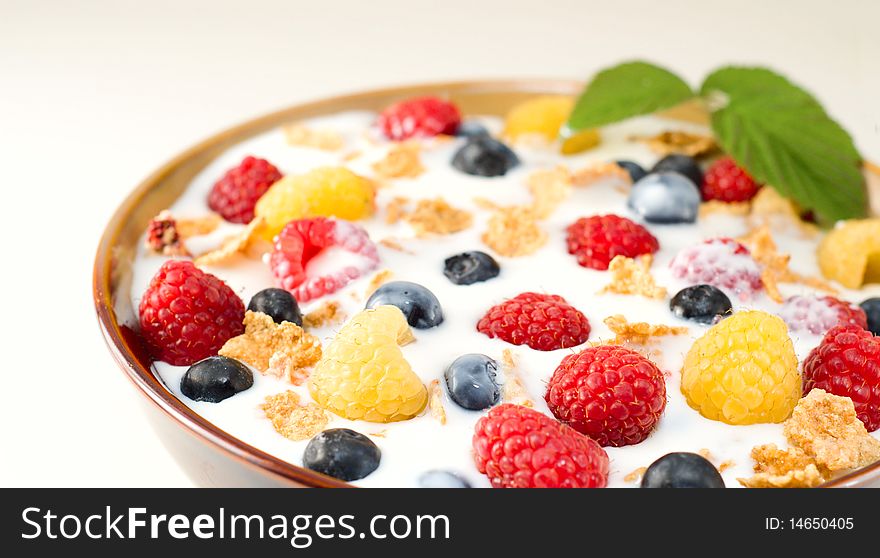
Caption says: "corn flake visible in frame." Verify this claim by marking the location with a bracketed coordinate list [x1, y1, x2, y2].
[177, 213, 222, 238]
[261, 391, 329, 441]
[572, 161, 631, 186]
[404, 198, 473, 236]
[372, 142, 425, 179]
[603, 315, 687, 345]
[482, 206, 547, 257]
[699, 200, 751, 217]
[428, 379, 447, 425]
[632, 130, 718, 157]
[282, 123, 344, 151]
[302, 301, 345, 329]
[193, 216, 266, 267]
[365, 270, 393, 299]
[526, 166, 572, 218]
[599, 255, 667, 299]
[219, 311, 322, 383]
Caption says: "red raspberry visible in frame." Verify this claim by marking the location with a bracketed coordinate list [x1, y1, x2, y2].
[476, 292, 591, 351]
[779, 295, 868, 336]
[472, 404, 609, 488]
[566, 214, 659, 271]
[377, 96, 461, 141]
[138, 260, 245, 366]
[669, 238, 763, 300]
[208, 156, 283, 224]
[269, 217, 380, 303]
[545, 346, 667, 447]
[802, 325, 880, 432]
[701, 156, 761, 202]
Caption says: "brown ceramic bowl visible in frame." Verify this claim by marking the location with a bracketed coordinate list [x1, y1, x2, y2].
[94, 79, 880, 488]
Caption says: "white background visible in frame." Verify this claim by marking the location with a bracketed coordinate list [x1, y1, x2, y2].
[1, 0, 878, 487]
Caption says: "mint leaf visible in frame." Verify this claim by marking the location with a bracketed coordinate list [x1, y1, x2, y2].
[701, 67, 865, 224]
[566, 61, 694, 133]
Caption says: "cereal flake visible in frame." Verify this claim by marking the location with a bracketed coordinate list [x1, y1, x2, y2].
[177, 213, 222, 238]
[784, 389, 880, 472]
[428, 379, 447, 425]
[404, 198, 473, 236]
[603, 315, 687, 345]
[372, 142, 425, 179]
[193, 216, 266, 267]
[261, 391, 329, 441]
[500, 351, 533, 408]
[624, 467, 647, 483]
[482, 206, 547, 257]
[219, 310, 322, 384]
[599, 255, 667, 299]
[633, 130, 718, 157]
[302, 301, 345, 329]
[526, 166, 572, 218]
[385, 196, 410, 224]
[699, 200, 751, 217]
[365, 270, 393, 298]
[738, 444, 826, 488]
[571, 161, 631, 186]
[282, 123, 344, 151]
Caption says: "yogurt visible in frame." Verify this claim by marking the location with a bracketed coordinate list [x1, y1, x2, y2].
[128, 110, 880, 487]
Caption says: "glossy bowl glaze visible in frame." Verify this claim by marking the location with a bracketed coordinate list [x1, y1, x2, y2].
[94, 80, 880, 488]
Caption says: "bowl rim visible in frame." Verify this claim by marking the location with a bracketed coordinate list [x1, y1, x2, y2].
[94, 78, 880, 489]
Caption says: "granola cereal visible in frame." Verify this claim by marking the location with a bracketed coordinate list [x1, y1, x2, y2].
[282, 123, 344, 151]
[193, 216, 267, 267]
[302, 301, 345, 329]
[598, 255, 667, 299]
[219, 311, 322, 383]
[603, 315, 687, 345]
[482, 206, 547, 257]
[261, 391, 329, 441]
[632, 130, 718, 157]
[404, 198, 473, 236]
[428, 379, 447, 425]
[372, 142, 425, 179]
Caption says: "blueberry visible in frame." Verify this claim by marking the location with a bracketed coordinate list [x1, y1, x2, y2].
[418, 470, 472, 488]
[456, 120, 490, 138]
[247, 288, 302, 326]
[628, 172, 700, 224]
[641, 452, 725, 488]
[616, 160, 647, 182]
[303, 429, 381, 482]
[451, 136, 519, 177]
[365, 281, 444, 329]
[860, 298, 880, 335]
[651, 154, 703, 187]
[180, 356, 254, 403]
[443, 354, 500, 410]
[443, 251, 500, 285]
[670, 284, 733, 324]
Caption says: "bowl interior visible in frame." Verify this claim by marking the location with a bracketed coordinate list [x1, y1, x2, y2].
[94, 79, 880, 488]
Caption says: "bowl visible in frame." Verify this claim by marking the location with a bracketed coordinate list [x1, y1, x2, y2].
[94, 79, 880, 488]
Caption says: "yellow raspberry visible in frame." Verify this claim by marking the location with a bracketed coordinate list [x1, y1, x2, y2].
[681, 310, 801, 425]
[503, 96, 600, 154]
[817, 218, 880, 289]
[255, 166, 375, 239]
[309, 305, 427, 423]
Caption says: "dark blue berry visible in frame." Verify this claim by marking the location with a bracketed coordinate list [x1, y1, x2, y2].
[443, 251, 500, 285]
[860, 298, 880, 335]
[365, 281, 444, 329]
[180, 356, 253, 403]
[651, 154, 703, 188]
[628, 172, 700, 224]
[670, 284, 733, 324]
[451, 136, 519, 177]
[418, 470, 472, 488]
[616, 160, 647, 182]
[247, 288, 302, 326]
[444, 354, 500, 410]
[303, 429, 380, 482]
[456, 120, 490, 139]
[641, 452, 725, 488]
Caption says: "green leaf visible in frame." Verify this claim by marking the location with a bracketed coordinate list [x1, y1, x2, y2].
[566, 61, 694, 133]
[701, 67, 865, 225]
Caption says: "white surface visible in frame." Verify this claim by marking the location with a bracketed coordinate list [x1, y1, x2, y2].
[1, 0, 878, 487]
